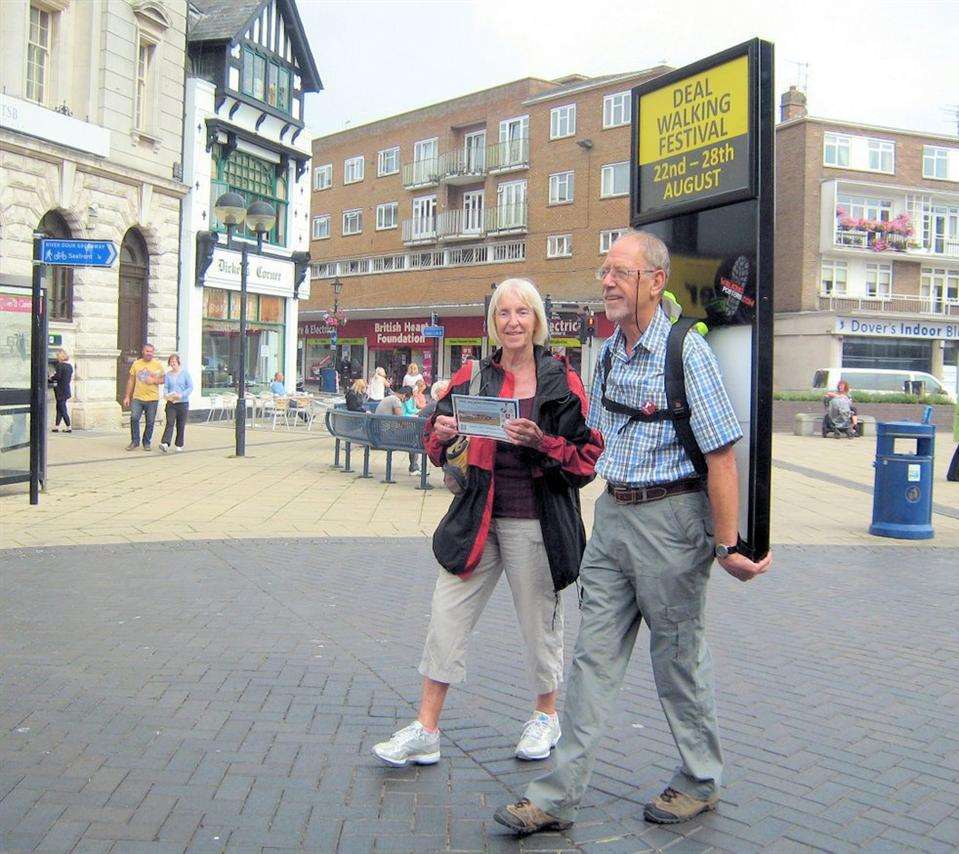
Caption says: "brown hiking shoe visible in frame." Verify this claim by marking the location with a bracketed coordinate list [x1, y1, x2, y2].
[643, 787, 718, 824]
[493, 798, 572, 836]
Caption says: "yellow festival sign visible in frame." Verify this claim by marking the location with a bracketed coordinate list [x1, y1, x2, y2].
[636, 55, 750, 218]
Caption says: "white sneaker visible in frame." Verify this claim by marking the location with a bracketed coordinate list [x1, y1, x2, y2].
[372, 721, 441, 767]
[515, 712, 561, 761]
[159, 443, 169, 453]
[174, 446, 183, 453]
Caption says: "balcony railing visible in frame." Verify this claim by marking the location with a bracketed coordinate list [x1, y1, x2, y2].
[402, 157, 440, 189]
[437, 209, 486, 240]
[486, 138, 530, 173]
[818, 292, 959, 317]
[402, 217, 437, 244]
[485, 204, 528, 233]
[438, 149, 487, 184]
[834, 226, 959, 258]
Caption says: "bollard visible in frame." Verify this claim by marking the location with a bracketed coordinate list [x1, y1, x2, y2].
[869, 421, 935, 540]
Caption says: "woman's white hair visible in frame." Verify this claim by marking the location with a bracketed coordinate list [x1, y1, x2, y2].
[487, 278, 548, 347]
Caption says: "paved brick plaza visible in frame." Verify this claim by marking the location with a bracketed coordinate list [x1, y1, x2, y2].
[1, 538, 957, 852]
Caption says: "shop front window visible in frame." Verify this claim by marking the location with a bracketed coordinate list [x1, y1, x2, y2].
[201, 288, 285, 395]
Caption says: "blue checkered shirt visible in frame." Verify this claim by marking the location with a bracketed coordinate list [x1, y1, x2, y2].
[587, 307, 743, 486]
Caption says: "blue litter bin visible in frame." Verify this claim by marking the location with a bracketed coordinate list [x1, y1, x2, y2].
[869, 421, 935, 540]
[320, 367, 337, 393]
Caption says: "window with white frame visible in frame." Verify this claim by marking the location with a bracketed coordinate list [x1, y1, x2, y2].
[312, 214, 330, 240]
[837, 193, 892, 223]
[550, 104, 576, 140]
[342, 209, 362, 235]
[923, 146, 951, 180]
[313, 163, 332, 190]
[867, 139, 895, 174]
[603, 91, 631, 128]
[865, 263, 892, 297]
[26, 4, 52, 104]
[599, 228, 626, 253]
[547, 234, 572, 258]
[377, 147, 399, 176]
[921, 267, 959, 306]
[824, 132, 851, 167]
[134, 37, 157, 132]
[601, 162, 629, 198]
[376, 202, 398, 230]
[549, 171, 574, 204]
[344, 156, 364, 184]
[820, 260, 847, 295]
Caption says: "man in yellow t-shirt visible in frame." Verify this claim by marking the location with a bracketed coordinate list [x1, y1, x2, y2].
[123, 343, 165, 451]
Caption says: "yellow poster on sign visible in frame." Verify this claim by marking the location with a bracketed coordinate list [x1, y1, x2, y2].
[639, 55, 748, 166]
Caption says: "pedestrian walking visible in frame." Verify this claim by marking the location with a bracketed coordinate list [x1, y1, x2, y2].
[123, 343, 164, 451]
[495, 230, 771, 836]
[158, 353, 193, 453]
[48, 348, 73, 432]
[372, 278, 602, 769]
[368, 366, 390, 402]
[947, 401, 958, 481]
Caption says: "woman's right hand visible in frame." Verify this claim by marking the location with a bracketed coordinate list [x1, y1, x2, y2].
[433, 414, 459, 443]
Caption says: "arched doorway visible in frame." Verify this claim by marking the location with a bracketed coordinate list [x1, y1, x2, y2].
[116, 229, 149, 406]
[37, 211, 74, 321]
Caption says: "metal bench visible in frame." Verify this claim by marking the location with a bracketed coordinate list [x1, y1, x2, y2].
[325, 407, 432, 489]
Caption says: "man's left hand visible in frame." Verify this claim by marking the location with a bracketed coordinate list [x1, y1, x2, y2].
[504, 418, 544, 449]
[718, 551, 772, 582]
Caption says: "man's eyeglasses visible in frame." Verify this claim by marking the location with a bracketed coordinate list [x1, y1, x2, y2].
[595, 266, 661, 283]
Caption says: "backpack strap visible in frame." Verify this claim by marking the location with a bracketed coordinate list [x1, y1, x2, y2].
[665, 318, 707, 478]
[601, 346, 671, 423]
[600, 320, 708, 477]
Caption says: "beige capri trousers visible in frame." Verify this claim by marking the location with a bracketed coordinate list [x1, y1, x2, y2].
[419, 517, 565, 694]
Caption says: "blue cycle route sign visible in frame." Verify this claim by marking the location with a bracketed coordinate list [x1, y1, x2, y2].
[40, 239, 118, 268]
[423, 325, 444, 338]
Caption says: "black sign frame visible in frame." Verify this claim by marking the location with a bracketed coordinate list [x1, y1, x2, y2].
[630, 39, 760, 226]
[629, 38, 774, 561]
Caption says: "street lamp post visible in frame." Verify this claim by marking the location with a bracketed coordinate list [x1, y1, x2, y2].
[214, 193, 276, 457]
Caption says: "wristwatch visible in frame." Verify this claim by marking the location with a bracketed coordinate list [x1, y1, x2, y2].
[714, 538, 740, 559]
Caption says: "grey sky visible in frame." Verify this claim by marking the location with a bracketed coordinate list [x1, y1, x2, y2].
[299, 0, 958, 140]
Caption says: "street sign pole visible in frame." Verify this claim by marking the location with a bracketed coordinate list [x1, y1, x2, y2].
[29, 236, 44, 505]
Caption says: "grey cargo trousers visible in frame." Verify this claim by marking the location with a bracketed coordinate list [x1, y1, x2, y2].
[526, 488, 722, 821]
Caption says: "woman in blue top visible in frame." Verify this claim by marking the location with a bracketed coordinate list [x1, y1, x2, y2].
[159, 353, 194, 453]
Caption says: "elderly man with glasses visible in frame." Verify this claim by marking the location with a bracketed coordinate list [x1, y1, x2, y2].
[495, 229, 771, 835]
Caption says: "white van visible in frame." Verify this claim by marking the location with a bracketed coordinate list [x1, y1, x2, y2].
[812, 368, 957, 403]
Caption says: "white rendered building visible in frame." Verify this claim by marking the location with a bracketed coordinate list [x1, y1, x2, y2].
[177, 0, 319, 410]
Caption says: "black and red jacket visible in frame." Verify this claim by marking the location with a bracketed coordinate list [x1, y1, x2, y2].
[424, 346, 604, 592]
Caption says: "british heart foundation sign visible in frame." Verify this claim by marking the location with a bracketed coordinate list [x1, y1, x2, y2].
[634, 53, 752, 223]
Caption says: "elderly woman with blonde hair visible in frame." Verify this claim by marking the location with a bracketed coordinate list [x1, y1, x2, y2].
[373, 278, 603, 768]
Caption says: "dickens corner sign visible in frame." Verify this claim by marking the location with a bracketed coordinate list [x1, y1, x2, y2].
[633, 50, 755, 223]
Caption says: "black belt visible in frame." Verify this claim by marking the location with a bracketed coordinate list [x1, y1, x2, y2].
[606, 478, 704, 505]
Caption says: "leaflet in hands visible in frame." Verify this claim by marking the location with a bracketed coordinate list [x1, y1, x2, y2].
[451, 394, 519, 440]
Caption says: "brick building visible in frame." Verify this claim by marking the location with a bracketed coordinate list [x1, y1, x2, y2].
[774, 87, 959, 395]
[299, 68, 668, 388]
